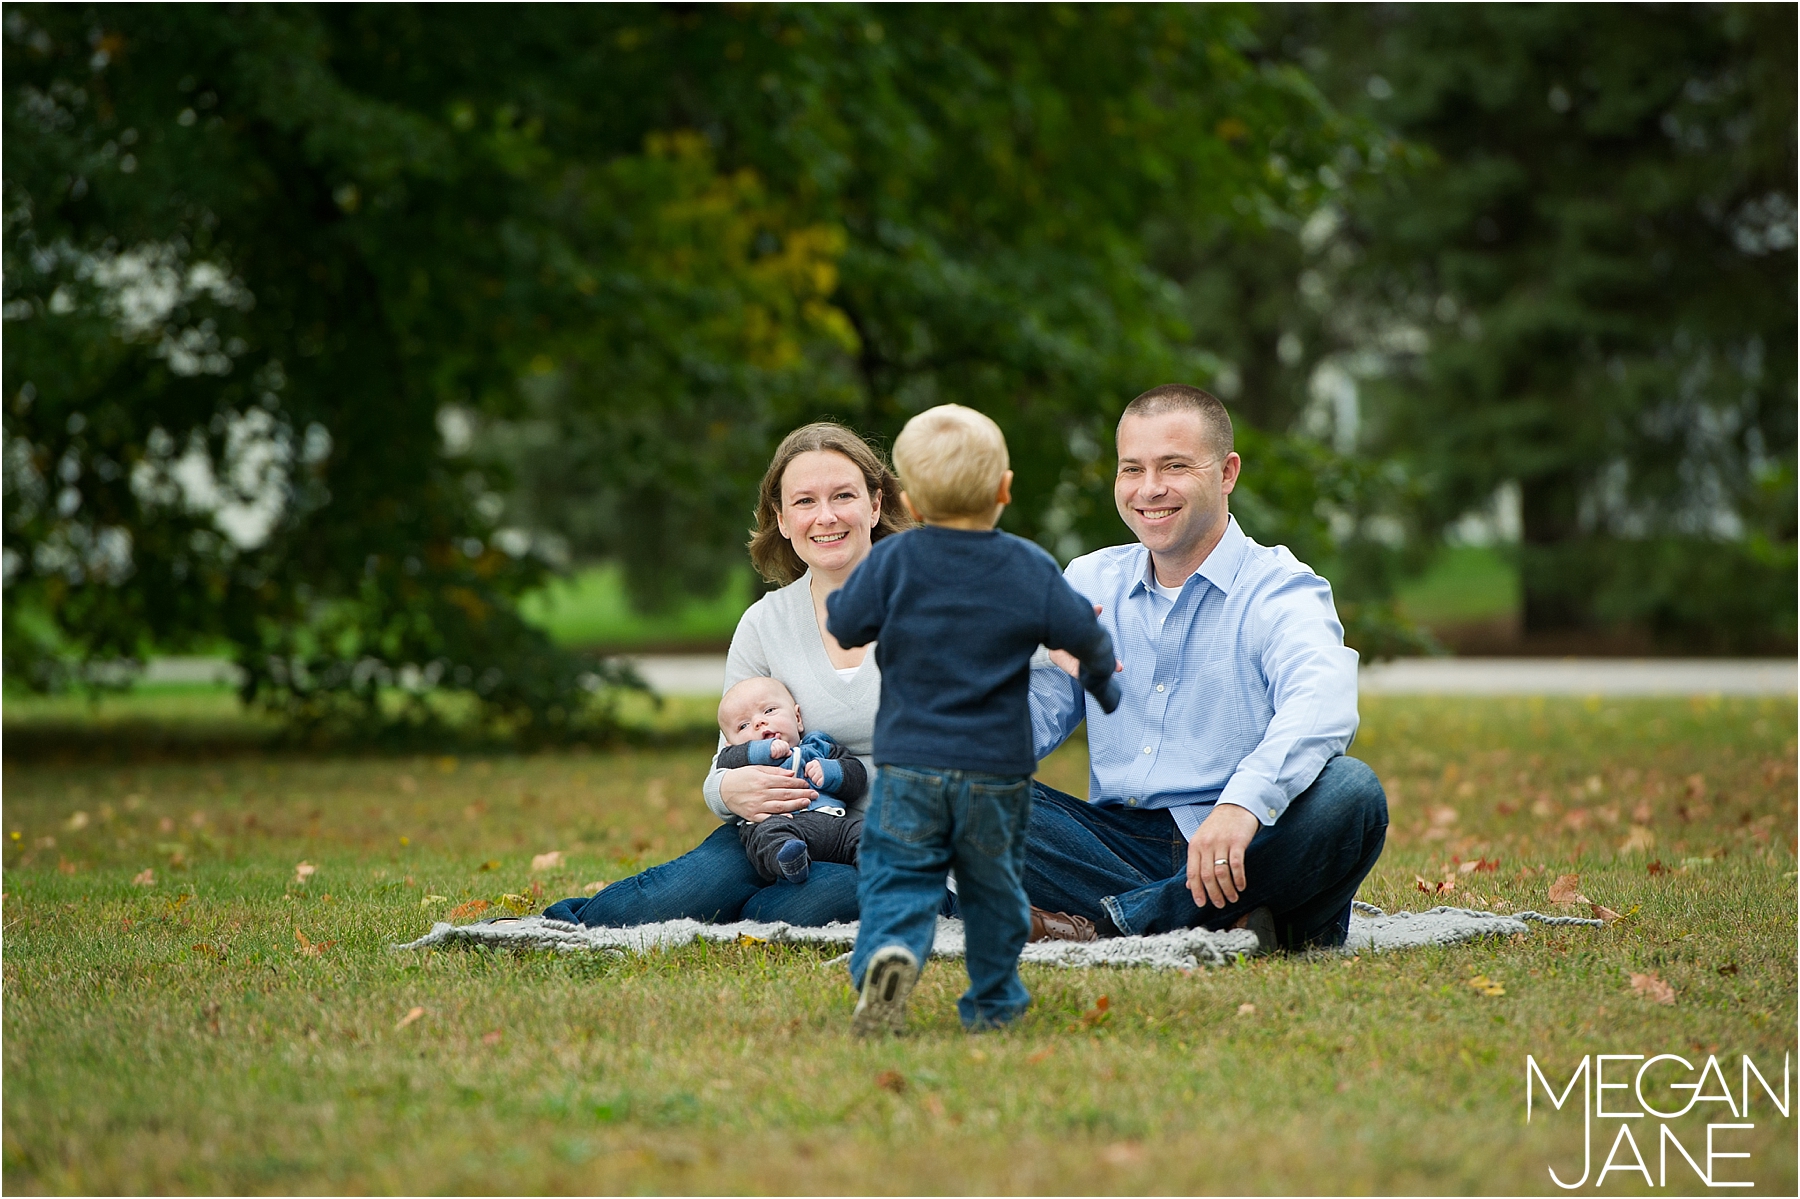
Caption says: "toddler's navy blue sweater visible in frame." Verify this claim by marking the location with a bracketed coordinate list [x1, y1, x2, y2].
[826, 525, 1120, 776]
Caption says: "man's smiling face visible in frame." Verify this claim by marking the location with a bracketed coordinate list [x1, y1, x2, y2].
[1113, 409, 1240, 575]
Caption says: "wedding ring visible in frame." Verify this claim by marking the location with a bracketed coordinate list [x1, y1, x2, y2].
[1213, 858, 1229, 866]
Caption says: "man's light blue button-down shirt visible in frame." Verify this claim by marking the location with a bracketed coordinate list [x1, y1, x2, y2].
[1029, 516, 1360, 838]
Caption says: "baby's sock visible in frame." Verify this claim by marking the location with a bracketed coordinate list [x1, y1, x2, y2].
[775, 839, 811, 885]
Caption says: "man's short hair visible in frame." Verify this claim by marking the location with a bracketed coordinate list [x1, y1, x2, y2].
[1118, 384, 1234, 458]
[892, 404, 1010, 520]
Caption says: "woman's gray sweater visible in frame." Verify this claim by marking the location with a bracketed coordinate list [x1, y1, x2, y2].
[702, 572, 881, 820]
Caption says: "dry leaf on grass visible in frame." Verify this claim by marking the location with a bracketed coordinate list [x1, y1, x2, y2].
[874, 1069, 906, 1094]
[420, 894, 447, 908]
[395, 1005, 425, 1030]
[1618, 826, 1656, 854]
[1026, 1046, 1054, 1064]
[293, 927, 337, 957]
[1236, 1002, 1256, 1016]
[447, 899, 490, 921]
[530, 851, 564, 872]
[1590, 904, 1622, 924]
[1080, 995, 1111, 1028]
[582, 880, 607, 895]
[477, 859, 500, 872]
[481, 1030, 502, 1045]
[293, 861, 317, 884]
[132, 869, 155, 887]
[1630, 972, 1676, 1004]
[1547, 873, 1589, 905]
[1646, 860, 1667, 876]
[1101, 1142, 1145, 1166]
[1467, 974, 1506, 997]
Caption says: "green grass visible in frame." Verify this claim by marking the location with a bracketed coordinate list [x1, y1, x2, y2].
[1395, 544, 1521, 629]
[518, 564, 755, 651]
[3, 697, 1795, 1193]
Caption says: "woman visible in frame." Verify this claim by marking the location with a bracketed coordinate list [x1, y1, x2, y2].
[544, 422, 909, 926]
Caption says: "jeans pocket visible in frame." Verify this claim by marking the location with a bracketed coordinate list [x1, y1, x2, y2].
[965, 777, 1030, 857]
[875, 768, 949, 845]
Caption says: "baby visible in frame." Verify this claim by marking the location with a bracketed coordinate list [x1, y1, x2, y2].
[715, 676, 867, 886]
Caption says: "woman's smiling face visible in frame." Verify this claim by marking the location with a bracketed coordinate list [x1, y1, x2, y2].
[776, 450, 879, 578]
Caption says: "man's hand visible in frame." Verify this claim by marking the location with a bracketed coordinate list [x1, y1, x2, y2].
[1047, 604, 1124, 678]
[804, 758, 826, 787]
[1187, 803, 1261, 908]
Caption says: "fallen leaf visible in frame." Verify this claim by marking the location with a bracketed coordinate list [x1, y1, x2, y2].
[1429, 805, 1459, 827]
[57, 859, 77, 875]
[1026, 1046, 1054, 1064]
[1590, 904, 1622, 924]
[447, 898, 490, 921]
[530, 850, 564, 872]
[190, 942, 225, 962]
[132, 868, 155, 887]
[500, 892, 533, 914]
[875, 1069, 906, 1094]
[922, 1093, 945, 1118]
[736, 933, 769, 946]
[65, 811, 90, 831]
[481, 1029, 502, 1045]
[582, 880, 607, 895]
[1646, 860, 1667, 876]
[420, 894, 447, 907]
[1467, 974, 1506, 997]
[1436, 878, 1456, 895]
[1081, 995, 1111, 1028]
[1415, 875, 1434, 893]
[395, 1005, 425, 1030]
[529, 878, 543, 901]
[1101, 1141, 1145, 1166]
[478, 859, 500, 872]
[293, 927, 337, 957]
[1236, 1002, 1256, 1016]
[1630, 972, 1676, 1005]
[294, 861, 317, 885]
[1547, 873, 1588, 905]
[1618, 826, 1656, 855]
[1717, 962, 1739, 977]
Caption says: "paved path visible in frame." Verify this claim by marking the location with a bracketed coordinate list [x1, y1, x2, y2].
[146, 654, 1795, 698]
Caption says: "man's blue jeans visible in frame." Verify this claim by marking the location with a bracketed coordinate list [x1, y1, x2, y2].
[1024, 755, 1388, 947]
[851, 765, 1034, 1029]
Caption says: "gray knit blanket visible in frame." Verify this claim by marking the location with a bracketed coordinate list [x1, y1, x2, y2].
[393, 903, 1601, 970]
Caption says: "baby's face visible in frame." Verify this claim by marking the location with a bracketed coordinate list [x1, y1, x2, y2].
[719, 681, 803, 746]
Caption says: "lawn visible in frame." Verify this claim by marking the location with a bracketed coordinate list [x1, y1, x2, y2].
[2, 695, 1795, 1194]
[517, 564, 756, 652]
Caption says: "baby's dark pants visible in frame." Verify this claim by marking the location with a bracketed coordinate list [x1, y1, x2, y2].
[739, 811, 863, 883]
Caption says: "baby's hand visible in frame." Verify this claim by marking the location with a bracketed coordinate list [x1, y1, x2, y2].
[767, 737, 792, 761]
[805, 759, 826, 787]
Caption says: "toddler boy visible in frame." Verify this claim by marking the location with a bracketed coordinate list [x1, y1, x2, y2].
[826, 404, 1120, 1034]
[715, 676, 866, 885]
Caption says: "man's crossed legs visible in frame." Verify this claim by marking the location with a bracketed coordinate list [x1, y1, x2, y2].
[1024, 755, 1388, 949]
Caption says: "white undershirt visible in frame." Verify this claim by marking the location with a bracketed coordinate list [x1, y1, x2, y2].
[834, 664, 862, 681]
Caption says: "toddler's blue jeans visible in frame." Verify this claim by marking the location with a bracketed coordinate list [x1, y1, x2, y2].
[850, 764, 1033, 1030]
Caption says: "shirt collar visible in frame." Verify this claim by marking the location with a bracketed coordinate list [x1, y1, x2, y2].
[1129, 515, 1248, 598]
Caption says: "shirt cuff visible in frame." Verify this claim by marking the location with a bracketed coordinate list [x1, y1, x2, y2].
[1218, 773, 1288, 826]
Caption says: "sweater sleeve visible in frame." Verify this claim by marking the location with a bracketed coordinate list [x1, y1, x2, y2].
[703, 602, 775, 820]
[823, 551, 887, 650]
[1041, 560, 1122, 714]
[818, 736, 868, 802]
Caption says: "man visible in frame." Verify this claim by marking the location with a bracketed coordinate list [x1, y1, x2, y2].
[1027, 384, 1387, 948]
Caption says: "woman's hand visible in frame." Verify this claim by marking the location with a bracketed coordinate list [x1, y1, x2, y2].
[719, 764, 816, 823]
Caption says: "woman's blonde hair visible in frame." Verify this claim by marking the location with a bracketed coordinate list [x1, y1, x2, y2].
[747, 422, 913, 585]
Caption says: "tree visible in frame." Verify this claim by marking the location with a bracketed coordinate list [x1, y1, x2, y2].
[1298, 4, 1797, 651]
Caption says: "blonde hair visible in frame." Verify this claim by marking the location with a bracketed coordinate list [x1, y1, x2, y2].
[892, 404, 1009, 520]
[747, 423, 914, 585]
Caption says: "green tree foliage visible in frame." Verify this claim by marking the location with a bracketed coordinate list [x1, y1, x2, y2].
[6, 1, 1424, 724]
[1297, 4, 1797, 651]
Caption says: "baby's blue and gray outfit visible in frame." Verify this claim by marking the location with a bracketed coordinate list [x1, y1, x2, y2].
[716, 731, 868, 883]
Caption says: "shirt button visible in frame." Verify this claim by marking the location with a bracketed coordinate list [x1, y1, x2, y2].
[1143, 746, 1152, 754]
[1155, 683, 1165, 692]
[1266, 806, 1277, 818]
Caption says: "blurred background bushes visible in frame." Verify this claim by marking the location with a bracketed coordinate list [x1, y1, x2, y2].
[4, 3, 1792, 737]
